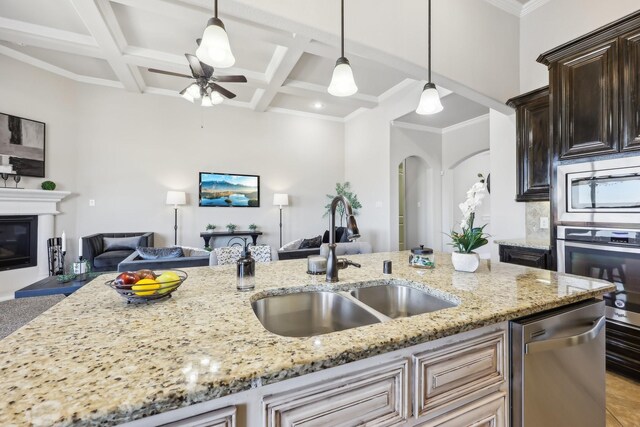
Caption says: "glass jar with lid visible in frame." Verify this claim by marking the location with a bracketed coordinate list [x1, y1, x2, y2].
[409, 245, 435, 269]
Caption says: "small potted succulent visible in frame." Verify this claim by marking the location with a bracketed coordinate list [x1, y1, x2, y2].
[226, 223, 237, 233]
[206, 224, 216, 231]
[41, 180, 56, 191]
[248, 223, 258, 231]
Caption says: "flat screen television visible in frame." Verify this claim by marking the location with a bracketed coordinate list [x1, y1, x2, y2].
[199, 172, 260, 207]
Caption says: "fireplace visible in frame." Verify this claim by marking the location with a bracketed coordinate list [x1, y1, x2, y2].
[0, 215, 38, 271]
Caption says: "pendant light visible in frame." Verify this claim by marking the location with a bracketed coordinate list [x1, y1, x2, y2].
[416, 0, 443, 115]
[196, 0, 235, 68]
[328, 0, 358, 97]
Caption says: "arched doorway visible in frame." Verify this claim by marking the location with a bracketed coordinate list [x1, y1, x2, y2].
[398, 155, 431, 251]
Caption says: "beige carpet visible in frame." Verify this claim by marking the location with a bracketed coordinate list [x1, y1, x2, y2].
[0, 295, 65, 339]
[606, 371, 640, 427]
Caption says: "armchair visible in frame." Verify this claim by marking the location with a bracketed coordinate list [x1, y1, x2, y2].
[82, 232, 154, 272]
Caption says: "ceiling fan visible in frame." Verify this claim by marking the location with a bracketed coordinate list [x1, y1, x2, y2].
[148, 50, 247, 107]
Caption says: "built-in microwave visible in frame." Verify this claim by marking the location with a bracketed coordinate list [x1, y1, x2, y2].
[557, 156, 640, 224]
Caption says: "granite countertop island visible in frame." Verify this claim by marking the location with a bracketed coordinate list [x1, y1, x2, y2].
[0, 251, 614, 426]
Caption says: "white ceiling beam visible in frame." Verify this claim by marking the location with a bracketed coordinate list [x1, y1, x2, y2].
[111, 0, 296, 48]
[252, 35, 310, 112]
[0, 17, 103, 58]
[281, 80, 378, 109]
[121, 46, 268, 89]
[69, 0, 144, 92]
[0, 44, 123, 89]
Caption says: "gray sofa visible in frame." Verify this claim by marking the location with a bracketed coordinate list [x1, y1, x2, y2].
[117, 246, 210, 272]
[82, 232, 154, 272]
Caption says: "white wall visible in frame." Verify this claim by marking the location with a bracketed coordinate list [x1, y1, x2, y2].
[520, 0, 640, 92]
[0, 56, 344, 299]
[404, 156, 429, 250]
[489, 109, 525, 261]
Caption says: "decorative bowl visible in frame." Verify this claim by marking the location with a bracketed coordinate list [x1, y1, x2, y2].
[105, 270, 188, 304]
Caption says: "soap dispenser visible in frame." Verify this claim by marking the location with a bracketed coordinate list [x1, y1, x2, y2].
[236, 243, 255, 291]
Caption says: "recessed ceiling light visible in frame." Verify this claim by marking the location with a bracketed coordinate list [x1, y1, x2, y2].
[313, 102, 324, 110]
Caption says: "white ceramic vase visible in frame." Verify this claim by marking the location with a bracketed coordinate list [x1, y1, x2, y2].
[451, 251, 480, 273]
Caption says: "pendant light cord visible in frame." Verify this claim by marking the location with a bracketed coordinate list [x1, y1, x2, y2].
[341, 0, 345, 58]
[214, 0, 218, 18]
[428, 0, 432, 83]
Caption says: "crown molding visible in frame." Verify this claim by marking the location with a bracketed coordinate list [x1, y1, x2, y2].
[483, 0, 523, 17]
[391, 120, 442, 135]
[520, 0, 551, 16]
[266, 107, 345, 123]
[441, 113, 490, 134]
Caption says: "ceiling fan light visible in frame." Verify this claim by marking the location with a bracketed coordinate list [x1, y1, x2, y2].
[180, 88, 195, 103]
[328, 57, 358, 97]
[201, 95, 214, 107]
[197, 18, 235, 68]
[416, 83, 443, 115]
[185, 83, 203, 100]
[210, 90, 225, 105]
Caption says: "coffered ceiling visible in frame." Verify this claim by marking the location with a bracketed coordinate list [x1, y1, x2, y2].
[0, 0, 524, 123]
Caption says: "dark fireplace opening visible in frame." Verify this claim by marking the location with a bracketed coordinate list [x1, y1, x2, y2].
[0, 215, 38, 271]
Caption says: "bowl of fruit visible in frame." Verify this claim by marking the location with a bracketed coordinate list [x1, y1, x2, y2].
[105, 269, 187, 303]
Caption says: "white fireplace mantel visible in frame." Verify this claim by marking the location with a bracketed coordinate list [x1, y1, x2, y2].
[0, 188, 71, 279]
[0, 188, 71, 215]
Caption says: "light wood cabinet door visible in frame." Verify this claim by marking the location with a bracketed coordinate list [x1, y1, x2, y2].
[418, 392, 507, 427]
[263, 359, 408, 427]
[413, 331, 506, 418]
[159, 406, 236, 427]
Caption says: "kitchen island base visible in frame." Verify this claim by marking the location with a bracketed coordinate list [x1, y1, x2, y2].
[121, 322, 508, 427]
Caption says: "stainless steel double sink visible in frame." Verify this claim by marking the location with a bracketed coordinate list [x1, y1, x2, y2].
[251, 280, 458, 337]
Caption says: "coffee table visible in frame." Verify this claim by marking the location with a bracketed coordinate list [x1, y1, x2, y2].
[15, 273, 105, 298]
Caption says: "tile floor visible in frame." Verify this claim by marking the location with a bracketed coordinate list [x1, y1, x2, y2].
[606, 371, 640, 427]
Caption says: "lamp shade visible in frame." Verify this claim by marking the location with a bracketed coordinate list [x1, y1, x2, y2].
[416, 83, 443, 115]
[166, 191, 186, 206]
[273, 193, 289, 207]
[328, 57, 358, 97]
[196, 18, 235, 68]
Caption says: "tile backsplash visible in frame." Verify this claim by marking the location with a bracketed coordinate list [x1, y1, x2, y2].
[526, 201, 550, 241]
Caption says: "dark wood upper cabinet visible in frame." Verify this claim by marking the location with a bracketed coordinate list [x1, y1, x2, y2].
[621, 28, 640, 152]
[507, 87, 550, 201]
[538, 10, 640, 161]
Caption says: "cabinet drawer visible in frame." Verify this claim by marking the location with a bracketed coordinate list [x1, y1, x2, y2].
[159, 405, 236, 427]
[499, 245, 549, 270]
[418, 392, 507, 427]
[263, 359, 408, 427]
[413, 331, 505, 417]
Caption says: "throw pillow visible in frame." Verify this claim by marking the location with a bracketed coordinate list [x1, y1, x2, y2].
[103, 236, 141, 251]
[280, 238, 303, 251]
[298, 235, 322, 249]
[249, 245, 272, 263]
[136, 246, 184, 260]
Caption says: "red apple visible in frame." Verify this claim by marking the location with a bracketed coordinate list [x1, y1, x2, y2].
[136, 269, 157, 280]
[114, 272, 141, 289]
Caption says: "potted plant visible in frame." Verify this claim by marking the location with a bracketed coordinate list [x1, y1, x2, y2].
[205, 224, 216, 231]
[248, 224, 258, 231]
[226, 223, 237, 233]
[447, 174, 489, 273]
[41, 180, 56, 191]
[323, 182, 362, 226]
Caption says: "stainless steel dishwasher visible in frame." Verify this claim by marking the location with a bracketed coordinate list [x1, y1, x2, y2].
[511, 299, 606, 427]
